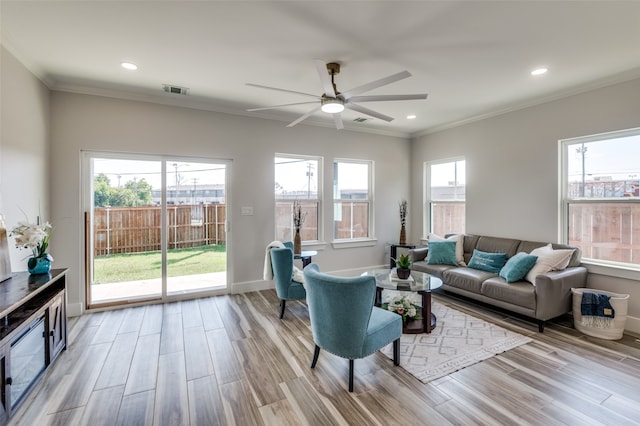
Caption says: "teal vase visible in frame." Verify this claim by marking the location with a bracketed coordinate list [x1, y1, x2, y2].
[28, 257, 51, 275]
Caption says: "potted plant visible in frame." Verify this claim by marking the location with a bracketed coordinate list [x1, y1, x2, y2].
[10, 220, 54, 274]
[395, 253, 412, 279]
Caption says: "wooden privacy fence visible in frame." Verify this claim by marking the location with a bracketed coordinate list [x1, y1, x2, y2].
[569, 203, 640, 264]
[94, 204, 226, 255]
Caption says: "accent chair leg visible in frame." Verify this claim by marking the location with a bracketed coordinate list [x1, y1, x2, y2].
[538, 321, 545, 333]
[393, 338, 400, 366]
[348, 359, 354, 392]
[279, 299, 286, 319]
[311, 345, 320, 368]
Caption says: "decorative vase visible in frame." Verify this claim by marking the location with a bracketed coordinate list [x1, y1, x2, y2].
[28, 257, 51, 275]
[293, 228, 302, 255]
[399, 224, 406, 245]
[396, 267, 411, 280]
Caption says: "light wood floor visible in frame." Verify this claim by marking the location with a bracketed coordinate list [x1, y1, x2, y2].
[9, 289, 640, 426]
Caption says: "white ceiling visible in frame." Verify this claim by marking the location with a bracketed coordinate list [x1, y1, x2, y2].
[2, 1, 640, 137]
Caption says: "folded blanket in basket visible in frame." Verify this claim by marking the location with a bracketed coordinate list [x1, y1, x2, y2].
[581, 291, 615, 328]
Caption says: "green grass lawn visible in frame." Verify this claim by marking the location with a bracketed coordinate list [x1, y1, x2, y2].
[93, 245, 226, 284]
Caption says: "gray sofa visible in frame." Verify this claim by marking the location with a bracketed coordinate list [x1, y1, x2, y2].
[410, 235, 587, 332]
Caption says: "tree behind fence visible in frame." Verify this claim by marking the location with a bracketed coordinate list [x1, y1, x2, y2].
[94, 204, 226, 255]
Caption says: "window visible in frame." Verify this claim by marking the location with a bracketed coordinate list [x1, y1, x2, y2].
[425, 159, 465, 236]
[333, 160, 372, 240]
[275, 155, 321, 243]
[561, 128, 640, 267]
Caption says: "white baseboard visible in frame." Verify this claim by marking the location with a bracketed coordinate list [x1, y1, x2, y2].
[67, 302, 84, 317]
[625, 315, 640, 335]
[231, 279, 275, 294]
[230, 265, 386, 294]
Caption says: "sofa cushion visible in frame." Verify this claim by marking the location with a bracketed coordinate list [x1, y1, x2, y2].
[518, 240, 582, 267]
[481, 278, 536, 310]
[427, 241, 458, 266]
[475, 236, 520, 258]
[468, 250, 507, 274]
[442, 268, 497, 294]
[499, 252, 538, 283]
[525, 244, 575, 284]
[411, 262, 456, 278]
[429, 233, 466, 266]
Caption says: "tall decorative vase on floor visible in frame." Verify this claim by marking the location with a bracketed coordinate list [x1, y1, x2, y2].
[399, 200, 408, 245]
[294, 228, 302, 255]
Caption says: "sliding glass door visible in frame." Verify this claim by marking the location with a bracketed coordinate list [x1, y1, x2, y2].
[83, 153, 228, 308]
[165, 161, 227, 295]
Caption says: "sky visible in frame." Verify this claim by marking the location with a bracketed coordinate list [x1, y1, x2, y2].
[93, 159, 226, 190]
[567, 134, 640, 182]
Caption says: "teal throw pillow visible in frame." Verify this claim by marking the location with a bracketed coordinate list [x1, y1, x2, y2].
[499, 252, 538, 283]
[427, 241, 458, 266]
[467, 249, 507, 274]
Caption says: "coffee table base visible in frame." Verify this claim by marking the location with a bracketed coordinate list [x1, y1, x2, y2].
[375, 287, 436, 334]
[403, 313, 437, 334]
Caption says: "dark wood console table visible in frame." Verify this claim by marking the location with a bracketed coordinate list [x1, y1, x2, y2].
[0, 269, 67, 422]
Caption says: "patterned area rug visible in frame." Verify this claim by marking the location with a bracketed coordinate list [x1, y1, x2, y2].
[380, 301, 533, 383]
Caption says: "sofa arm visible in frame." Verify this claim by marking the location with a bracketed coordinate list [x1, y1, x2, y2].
[410, 247, 429, 262]
[534, 266, 588, 320]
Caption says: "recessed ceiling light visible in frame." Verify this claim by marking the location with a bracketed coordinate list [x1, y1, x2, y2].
[531, 67, 548, 76]
[121, 62, 138, 70]
[407, 115, 417, 120]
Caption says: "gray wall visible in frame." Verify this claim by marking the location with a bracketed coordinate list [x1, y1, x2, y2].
[411, 77, 640, 333]
[49, 91, 409, 315]
[0, 45, 51, 269]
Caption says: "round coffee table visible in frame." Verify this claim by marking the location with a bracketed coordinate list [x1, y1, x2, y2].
[363, 269, 443, 334]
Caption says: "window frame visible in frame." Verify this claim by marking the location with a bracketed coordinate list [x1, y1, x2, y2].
[332, 158, 375, 248]
[560, 127, 640, 273]
[274, 153, 323, 245]
[423, 157, 466, 239]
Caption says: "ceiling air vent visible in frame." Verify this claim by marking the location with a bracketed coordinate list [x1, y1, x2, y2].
[353, 117, 368, 123]
[162, 84, 189, 95]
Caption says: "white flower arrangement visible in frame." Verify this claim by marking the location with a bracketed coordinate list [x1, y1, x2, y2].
[383, 295, 421, 323]
[10, 221, 54, 261]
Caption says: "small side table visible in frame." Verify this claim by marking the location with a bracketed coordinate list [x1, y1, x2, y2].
[389, 243, 416, 268]
[295, 250, 317, 268]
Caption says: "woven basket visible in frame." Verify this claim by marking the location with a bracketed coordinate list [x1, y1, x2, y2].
[572, 288, 629, 340]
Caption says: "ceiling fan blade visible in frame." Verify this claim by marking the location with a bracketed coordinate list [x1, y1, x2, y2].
[286, 105, 322, 127]
[246, 83, 319, 99]
[314, 59, 336, 98]
[247, 101, 318, 112]
[345, 103, 394, 122]
[348, 94, 428, 103]
[333, 114, 344, 130]
[341, 70, 411, 99]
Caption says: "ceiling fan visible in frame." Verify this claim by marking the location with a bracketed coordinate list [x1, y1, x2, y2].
[246, 60, 428, 130]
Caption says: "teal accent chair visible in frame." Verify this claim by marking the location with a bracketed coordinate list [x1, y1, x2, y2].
[271, 242, 306, 319]
[303, 264, 402, 392]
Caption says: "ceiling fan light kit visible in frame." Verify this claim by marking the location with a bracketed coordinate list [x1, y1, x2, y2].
[321, 98, 344, 113]
[247, 60, 428, 129]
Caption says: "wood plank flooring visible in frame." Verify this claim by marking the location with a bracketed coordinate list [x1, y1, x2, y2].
[9, 289, 640, 425]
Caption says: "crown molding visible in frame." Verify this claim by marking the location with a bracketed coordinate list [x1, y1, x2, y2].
[411, 68, 640, 139]
[51, 83, 411, 139]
